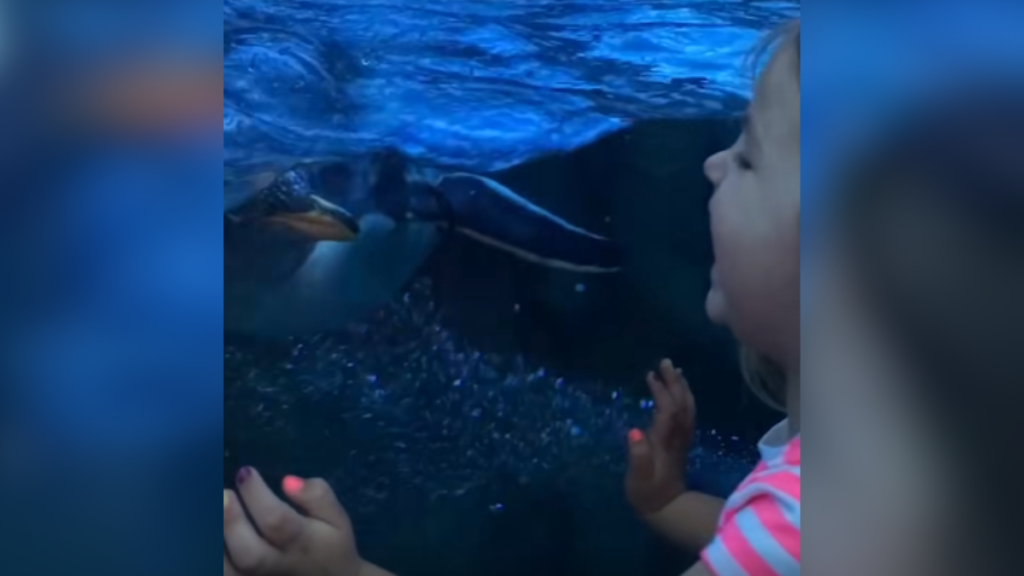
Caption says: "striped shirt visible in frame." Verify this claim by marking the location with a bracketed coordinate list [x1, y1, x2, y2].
[701, 420, 801, 576]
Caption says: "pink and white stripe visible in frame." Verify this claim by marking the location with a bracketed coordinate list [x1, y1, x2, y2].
[701, 436, 801, 576]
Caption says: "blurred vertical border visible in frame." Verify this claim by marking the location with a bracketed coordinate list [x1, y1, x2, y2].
[802, 5, 1024, 575]
[0, 1, 223, 575]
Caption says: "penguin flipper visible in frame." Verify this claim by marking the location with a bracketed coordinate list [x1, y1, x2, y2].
[423, 173, 621, 273]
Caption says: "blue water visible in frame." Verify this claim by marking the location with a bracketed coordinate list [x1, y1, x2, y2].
[224, 0, 797, 176]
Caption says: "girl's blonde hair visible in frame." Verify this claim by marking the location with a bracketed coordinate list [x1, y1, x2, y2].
[739, 19, 800, 412]
[740, 346, 787, 412]
[749, 19, 800, 85]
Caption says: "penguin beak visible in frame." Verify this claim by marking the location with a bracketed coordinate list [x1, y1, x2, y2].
[262, 196, 360, 242]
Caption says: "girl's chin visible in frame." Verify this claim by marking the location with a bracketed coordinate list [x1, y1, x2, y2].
[705, 285, 728, 325]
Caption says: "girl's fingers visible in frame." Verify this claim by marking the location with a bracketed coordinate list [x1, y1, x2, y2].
[652, 359, 696, 439]
[646, 370, 676, 411]
[646, 371, 677, 442]
[224, 489, 279, 573]
[660, 359, 689, 406]
[224, 552, 241, 576]
[682, 379, 697, 422]
[658, 358, 676, 382]
[235, 467, 306, 549]
[281, 476, 353, 532]
[624, 428, 656, 498]
[670, 364, 696, 423]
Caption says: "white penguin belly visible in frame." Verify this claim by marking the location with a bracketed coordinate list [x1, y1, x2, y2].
[229, 214, 439, 336]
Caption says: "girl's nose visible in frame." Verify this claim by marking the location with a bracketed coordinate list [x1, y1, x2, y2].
[704, 150, 727, 185]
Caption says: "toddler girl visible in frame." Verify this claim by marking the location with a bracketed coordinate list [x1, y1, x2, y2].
[624, 20, 800, 576]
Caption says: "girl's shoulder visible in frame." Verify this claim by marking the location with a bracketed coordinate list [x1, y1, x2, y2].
[754, 418, 801, 471]
[701, 421, 801, 575]
[726, 420, 801, 519]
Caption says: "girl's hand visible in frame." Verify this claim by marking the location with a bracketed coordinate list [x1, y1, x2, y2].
[224, 467, 389, 576]
[624, 358, 697, 516]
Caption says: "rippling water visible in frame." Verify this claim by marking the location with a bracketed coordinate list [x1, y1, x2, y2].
[224, 0, 798, 174]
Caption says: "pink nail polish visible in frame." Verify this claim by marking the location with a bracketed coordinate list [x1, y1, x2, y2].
[283, 475, 305, 495]
[628, 428, 644, 443]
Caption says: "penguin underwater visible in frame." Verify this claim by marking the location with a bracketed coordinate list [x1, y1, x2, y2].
[225, 151, 621, 337]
